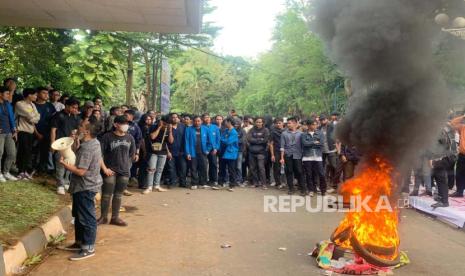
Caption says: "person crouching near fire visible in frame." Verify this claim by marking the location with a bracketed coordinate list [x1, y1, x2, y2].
[59, 120, 103, 261]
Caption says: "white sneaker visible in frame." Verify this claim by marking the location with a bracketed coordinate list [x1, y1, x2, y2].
[64, 184, 70, 191]
[57, 186, 66, 195]
[202, 185, 211, 189]
[25, 172, 34, 180]
[17, 172, 29, 181]
[142, 187, 152, 194]
[154, 186, 167, 192]
[191, 185, 198, 190]
[309, 192, 315, 197]
[0, 174, 6, 182]
[4, 173, 18, 181]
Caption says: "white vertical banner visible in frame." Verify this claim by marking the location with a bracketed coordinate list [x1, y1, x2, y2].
[160, 57, 171, 114]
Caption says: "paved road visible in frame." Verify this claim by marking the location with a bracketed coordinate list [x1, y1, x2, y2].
[31, 188, 465, 276]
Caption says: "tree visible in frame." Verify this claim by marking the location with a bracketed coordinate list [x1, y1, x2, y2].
[0, 27, 74, 90]
[233, 1, 344, 117]
[170, 49, 249, 115]
[63, 31, 126, 101]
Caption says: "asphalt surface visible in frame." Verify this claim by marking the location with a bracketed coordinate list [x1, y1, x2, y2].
[30, 187, 465, 276]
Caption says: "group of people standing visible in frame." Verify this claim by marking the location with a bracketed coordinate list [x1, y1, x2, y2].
[130, 111, 360, 197]
[0, 78, 361, 261]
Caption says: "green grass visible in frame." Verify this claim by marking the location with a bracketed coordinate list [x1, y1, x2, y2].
[0, 181, 64, 243]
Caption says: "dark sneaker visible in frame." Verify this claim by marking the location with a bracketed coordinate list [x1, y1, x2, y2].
[97, 217, 108, 225]
[110, 218, 128, 227]
[431, 202, 449, 208]
[449, 192, 464, 198]
[69, 249, 95, 261]
[59, 243, 81, 251]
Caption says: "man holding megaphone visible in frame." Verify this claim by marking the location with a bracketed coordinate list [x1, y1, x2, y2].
[59, 120, 103, 261]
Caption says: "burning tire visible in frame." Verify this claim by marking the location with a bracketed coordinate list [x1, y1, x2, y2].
[349, 231, 400, 268]
[364, 243, 397, 256]
[330, 226, 352, 244]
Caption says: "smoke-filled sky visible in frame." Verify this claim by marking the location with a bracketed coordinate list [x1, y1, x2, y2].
[206, 0, 286, 58]
[314, 0, 452, 171]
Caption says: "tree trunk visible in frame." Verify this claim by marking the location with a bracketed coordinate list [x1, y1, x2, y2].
[152, 53, 160, 112]
[143, 50, 151, 112]
[126, 43, 133, 106]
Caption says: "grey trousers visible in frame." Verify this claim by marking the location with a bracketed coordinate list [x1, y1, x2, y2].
[0, 133, 16, 174]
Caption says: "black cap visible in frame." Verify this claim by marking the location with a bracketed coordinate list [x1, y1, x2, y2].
[114, 115, 128, 124]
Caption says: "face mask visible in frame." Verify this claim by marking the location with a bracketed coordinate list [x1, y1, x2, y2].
[120, 125, 129, 132]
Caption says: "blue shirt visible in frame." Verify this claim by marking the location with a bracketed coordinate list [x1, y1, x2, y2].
[220, 128, 239, 160]
[185, 125, 212, 158]
[204, 123, 220, 151]
[0, 101, 15, 134]
[128, 121, 143, 149]
[35, 102, 56, 136]
[168, 124, 186, 157]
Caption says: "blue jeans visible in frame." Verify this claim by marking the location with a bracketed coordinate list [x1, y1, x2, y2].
[146, 154, 167, 188]
[72, 191, 97, 250]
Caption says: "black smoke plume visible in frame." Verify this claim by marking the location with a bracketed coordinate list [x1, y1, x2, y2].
[313, 0, 453, 172]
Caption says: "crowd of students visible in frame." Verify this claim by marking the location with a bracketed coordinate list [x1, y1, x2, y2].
[2, 78, 465, 260]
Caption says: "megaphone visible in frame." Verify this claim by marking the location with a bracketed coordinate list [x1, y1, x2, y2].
[51, 137, 76, 165]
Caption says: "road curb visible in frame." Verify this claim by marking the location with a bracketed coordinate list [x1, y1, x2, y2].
[1, 205, 72, 276]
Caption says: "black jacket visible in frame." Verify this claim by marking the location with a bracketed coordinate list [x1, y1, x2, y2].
[236, 127, 247, 153]
[341, 145, 361, 164]
[270, 126, 283, 154]
[247, 127, 270, 155]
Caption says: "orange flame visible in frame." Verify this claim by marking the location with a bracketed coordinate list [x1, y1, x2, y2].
[333, 157, 400, 260]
